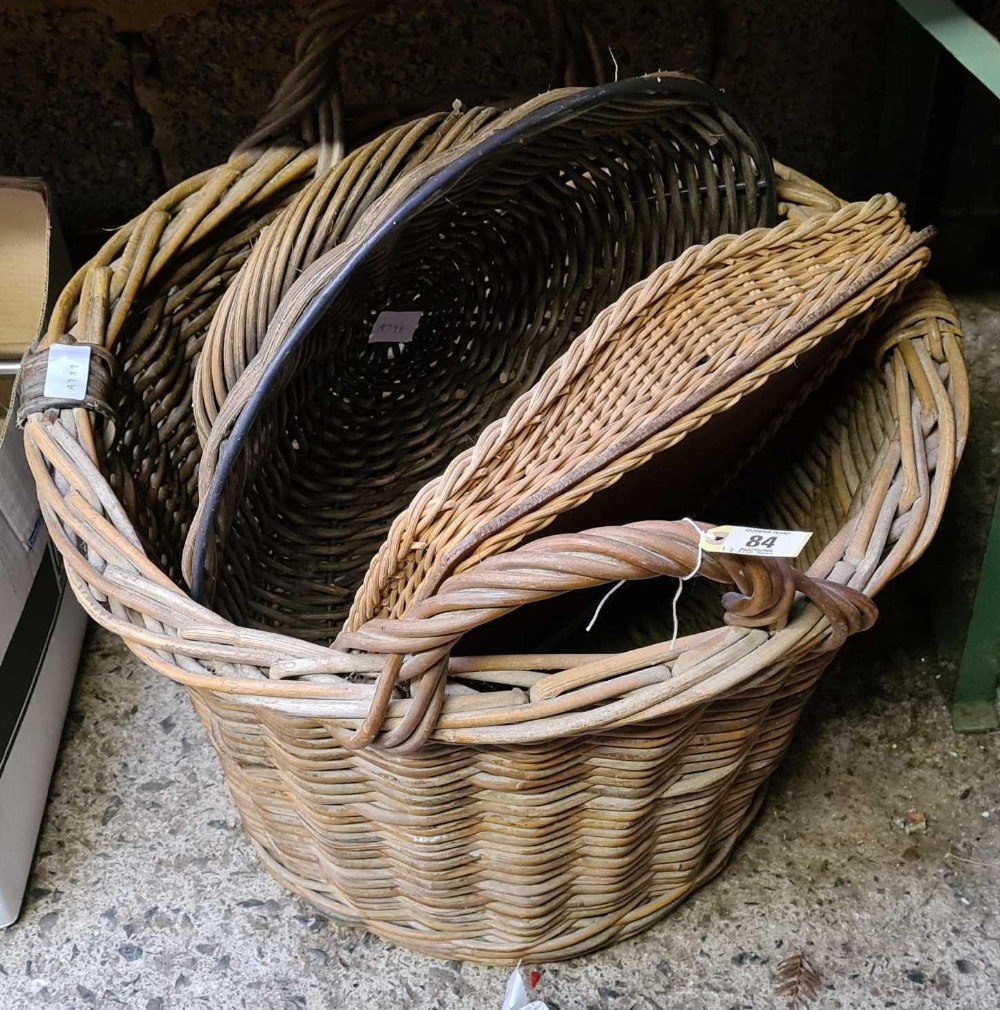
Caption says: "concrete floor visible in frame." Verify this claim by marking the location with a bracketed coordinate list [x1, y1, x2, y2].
[1, 292, 999, 1009]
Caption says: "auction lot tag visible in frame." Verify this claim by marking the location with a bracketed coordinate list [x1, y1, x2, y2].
[699, 525, 812, 558]
[369, 310, 422, 343]
[43, 343, 91, 400]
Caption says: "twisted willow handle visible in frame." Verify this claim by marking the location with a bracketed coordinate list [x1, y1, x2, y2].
[337, 519, 877, 752]
[235, 0, 611, 172]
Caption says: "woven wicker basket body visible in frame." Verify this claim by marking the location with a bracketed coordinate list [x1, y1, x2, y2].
[16, 9, 968, 966]
[21, 184, 966, 963]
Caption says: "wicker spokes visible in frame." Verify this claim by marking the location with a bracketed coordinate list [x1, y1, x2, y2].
[185, 76, 776, 635]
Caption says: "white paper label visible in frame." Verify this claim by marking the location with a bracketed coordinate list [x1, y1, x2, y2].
[43, 344, 91, 400]
[369, 310, 422, 344]
[700, 524, 812, 558]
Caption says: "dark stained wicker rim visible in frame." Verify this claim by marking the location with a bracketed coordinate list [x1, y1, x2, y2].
[190, 73, 776, 602]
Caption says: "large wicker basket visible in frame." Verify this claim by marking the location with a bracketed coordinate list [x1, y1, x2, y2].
[19, 192, 966, 965]
[16, 8, 967, 969]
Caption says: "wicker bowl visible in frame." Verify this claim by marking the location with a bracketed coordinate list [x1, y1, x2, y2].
[19, 173, 965, 962]
[187, 74, 776, 635]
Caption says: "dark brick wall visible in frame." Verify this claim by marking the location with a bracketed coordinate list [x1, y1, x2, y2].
[1, 0, 896, 247]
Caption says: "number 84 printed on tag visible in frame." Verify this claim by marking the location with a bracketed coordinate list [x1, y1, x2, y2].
[699, 525, 813, 558]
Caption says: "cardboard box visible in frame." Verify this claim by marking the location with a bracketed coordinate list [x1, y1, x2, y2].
[0, 179, 88, 926]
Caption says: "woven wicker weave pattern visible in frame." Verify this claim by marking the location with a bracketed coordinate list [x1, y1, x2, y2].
[186, 78, 776, 634]
[14, 6, 968, 960]
[189, 650, 827, 962]
[21, 257, 965, 960]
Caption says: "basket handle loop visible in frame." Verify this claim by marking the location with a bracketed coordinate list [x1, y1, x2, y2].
[337, 519, 877, 752]
[235, 0, 610, 172]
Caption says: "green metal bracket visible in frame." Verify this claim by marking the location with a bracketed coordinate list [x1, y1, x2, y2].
[897, 0, 1000, 99]
[953, 484, 1000, 731]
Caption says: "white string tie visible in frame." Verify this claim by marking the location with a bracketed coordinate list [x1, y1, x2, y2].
[586, 518, 707, 642]
[669, 518, 706, 649]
